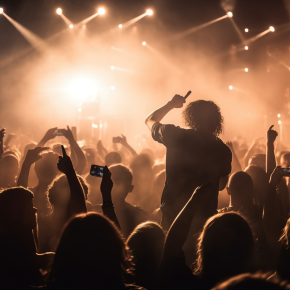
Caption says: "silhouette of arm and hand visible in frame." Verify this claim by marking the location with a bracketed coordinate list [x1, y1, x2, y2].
[117, 134, 137, 157]
[57, 145, 87, 215]
[37, 127, 58, 147]
[17, 146, 49, 188]
[226, 141, 242, 173]
[0, 127, 5, 159]
[267, 125, 278, 178]
[101, 166, 121, 230]
[145, 94, 186, 131]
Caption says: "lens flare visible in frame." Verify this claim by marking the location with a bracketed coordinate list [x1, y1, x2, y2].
[245, 28, 249, 32]
[229, 85, 233, 90]
[98, 8, 105, 15]
[245, 68, 249, 72]
[118, 24, 123, 28]
[146, 9, 153, 16]
[56, 8, 62, 15]
[278, 120, 282, 125]
[269, 26, 275, 32]
[142, 41, 147, 46]
[278, 114, 281, 118]
[111, 66, 115, 70]
[227, 11, 233, 18]
[0, 8, 3, 14]
[92, 123, 98, 128]
[69, 24, 74, 29]
[245, 46, 249, 50]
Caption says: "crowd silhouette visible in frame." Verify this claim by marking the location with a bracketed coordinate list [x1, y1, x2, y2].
[1, 94, 290, 289]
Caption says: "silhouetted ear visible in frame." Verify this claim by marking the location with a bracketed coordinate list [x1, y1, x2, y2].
[129, 185, 134, 193]
[226, 187, 230, 196]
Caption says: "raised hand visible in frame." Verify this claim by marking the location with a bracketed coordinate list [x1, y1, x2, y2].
[57, 145, 74, 175]
[44, 127, 58, 141]
[118, 134, 128, 146]
[269, 166, 283, 187]
[100, 166, 113, 203]
[62, 126, 74, 142]
[169, 94, 186, 109]
[25, 147, 49, 165]
[267, 125, 278, 144]
[0, 127, 6, 141]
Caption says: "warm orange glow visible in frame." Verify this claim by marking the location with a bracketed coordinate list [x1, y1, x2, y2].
[146, 9, 153, 16]
[227, 11, 233, 18]
[0, 8, 3, 14]
[269, 26, 275, 32]
[56, 8, 62, 15]
[245, 28, 249, 32]
[98, 8, 105, 15]
[142, 41, 147, 46]
[69, 24, 74, 29]
[118, 24, 123, 28]
[229, 85, 233, 90]
[245, 68, 248, 72]
[245, 46, 249, 50]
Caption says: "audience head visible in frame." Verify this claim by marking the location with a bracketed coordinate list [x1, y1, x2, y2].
[48, 212, 133, 282]
[48, 174, 89, 209]
[195, 212, 255, 284]
[105, 152, 122, 167]
[0, 154, 19, 184]
[182, 100, 223, 136]
[35, 151, 59, 184]
[248, 153, 266, 171]
[109, 164, 133, 202]
[280, 152, 290, 168]
[244, 165, 268, 206]
[0, 187, 36, 232]
[227, 171, 253, 207]
[130, 153, 154, 172]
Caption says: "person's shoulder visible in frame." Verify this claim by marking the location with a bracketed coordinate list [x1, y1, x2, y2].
[126, 203, 149, 218]
[124, 284, 147, 290]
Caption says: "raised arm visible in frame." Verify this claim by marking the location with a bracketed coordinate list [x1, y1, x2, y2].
[57, 145, 87, 215]
[100, 166, 121, 230]
[17, 147, 49, 188]
[266, 125, 278, 178]
[226, 141, 242, 173]
[0, 127, 5, 159]
[117, 135, 137, 157]
[243, 137, 263, 169]
[161, 184, 212, 264]
[145, 94, 186, 131]
[37, 127, 58, 147]
[63, 126, 86, 175]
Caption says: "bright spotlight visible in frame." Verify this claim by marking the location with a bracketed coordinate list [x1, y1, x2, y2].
[245, 68, 249, 72]
[229, 85, 233, 90]
[111, 66, 115, 70]
[146, 9, 153, 16]
[92, 123, 98, 128]
[78, 108, 82, 112]
[118, 24, 123, 28]
[269, 26, 275, 32]
[278, 114, 281, 118]
[56, 8, 62, 15]
[69, 24, 74, 29]
[227, 11, 233, 18]
[245, 28, 249, 33]
[142, 41, 147, 46]
[98, 8, 105, 15]
[111, 86, 115, 90]
[0, 8, 3, 14]
[245, 46, 249, 50]
[278, 120, 282, 125]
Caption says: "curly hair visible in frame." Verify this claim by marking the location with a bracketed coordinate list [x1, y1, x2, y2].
[182, 100, 224, 136]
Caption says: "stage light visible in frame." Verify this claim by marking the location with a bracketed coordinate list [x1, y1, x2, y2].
[146, 9, 153, 16]
[229, 85, 233, 90]
[0, 8, 3, 14]
[118, 24, 123, 28]
[245, 28, 249, 32]
[111, 86, 115, 90]
[111, 66, 115, 70]
[278, 114, 281, 118]
[69, 24, 74, 29]
[269, 26, 275, 32]
[245, 68, 248, 72]
[142, 41, 146, 46]
[245, 46, 249, 50]
[98, 8, 105, 15]
[92, 123, 98, 128]
[227, 11, 233, 18]
[56, 8, 62, 15]
[78, 108, 82, 112]
[278, 120, 282, 125]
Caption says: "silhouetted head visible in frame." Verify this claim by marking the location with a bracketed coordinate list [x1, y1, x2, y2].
[244, 165, 268, 206]
[281, 152, 290, 168]
[0, 187, 36, 232]
[48, 212, 133, 282]
[248, 154, 266, 171]
[105, 152, 122, 167]
[195, 212, 255, 284]
[130, 153, 154, 172]
[127, 221, 165, 269]
[0, 154, 19, 185]
[213, 273, 286, 290]
[35, 152, 59, 184]
[182, 100, 223, 136]
[109, 164, 133, 202]
[227, 171, 253, 208]
[48, 174, 89, 210]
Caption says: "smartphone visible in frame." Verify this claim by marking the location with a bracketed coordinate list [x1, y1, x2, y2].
[90, 165, 105, 178]
[279, 168, 290, 176]
[113, 137, 122, 143]
[54, 129, 65, 136]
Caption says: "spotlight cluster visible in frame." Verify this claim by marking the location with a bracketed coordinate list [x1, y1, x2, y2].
[0, 7, 3, 14]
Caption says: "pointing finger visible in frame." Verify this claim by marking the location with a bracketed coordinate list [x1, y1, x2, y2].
[61, 145, 67, 157]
